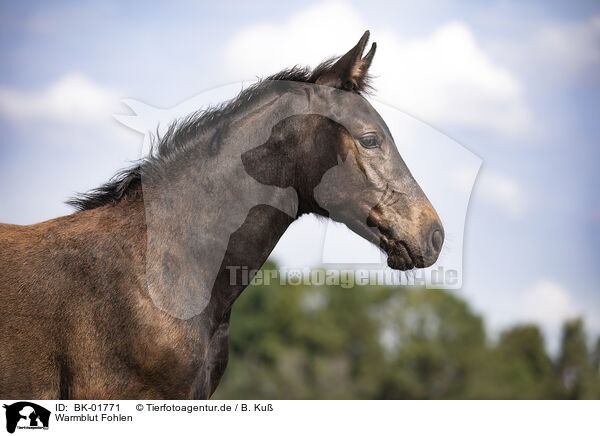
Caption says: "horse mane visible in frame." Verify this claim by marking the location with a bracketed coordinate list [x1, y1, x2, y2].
[67, 58, 372, 212]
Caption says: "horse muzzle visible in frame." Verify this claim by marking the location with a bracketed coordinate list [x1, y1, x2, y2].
[368, 199, 445, 271]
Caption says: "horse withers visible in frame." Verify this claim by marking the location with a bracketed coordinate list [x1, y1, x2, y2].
[0, 31, 443, 399]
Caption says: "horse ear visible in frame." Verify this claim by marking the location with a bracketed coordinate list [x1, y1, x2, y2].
[314, 30, 376, 93]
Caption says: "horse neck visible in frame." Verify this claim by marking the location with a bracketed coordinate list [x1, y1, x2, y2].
[137, 93, 302, 323]
[205, 203, 296, 324]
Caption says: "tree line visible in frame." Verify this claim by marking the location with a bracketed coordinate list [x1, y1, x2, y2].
[213, 262, 600, 399]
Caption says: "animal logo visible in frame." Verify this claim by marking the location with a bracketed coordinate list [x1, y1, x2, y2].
[2, 402, 50, 433]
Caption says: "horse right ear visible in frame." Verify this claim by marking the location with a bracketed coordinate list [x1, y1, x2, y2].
[313, 30, 376, 93]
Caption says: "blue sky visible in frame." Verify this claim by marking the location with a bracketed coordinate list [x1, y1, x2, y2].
[0, 0, 598, 352]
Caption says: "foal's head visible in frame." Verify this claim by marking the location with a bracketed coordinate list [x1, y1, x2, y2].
[243, 31, 444, 270]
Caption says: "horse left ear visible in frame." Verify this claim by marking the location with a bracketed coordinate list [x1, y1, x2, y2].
[314, 30, 376, 93]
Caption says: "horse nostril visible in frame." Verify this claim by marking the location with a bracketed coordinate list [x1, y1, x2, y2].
[431, 229, 443, 253]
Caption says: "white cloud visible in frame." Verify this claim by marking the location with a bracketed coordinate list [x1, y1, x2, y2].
[374, 23, 530, 135]
[518, 280, 584, 328]
[224, 1, 530, 136]
[0, 73, 121, 124]
[455, 168, 526, 218]
[535, 15, 600, 71]
[493, 14, 600, 83]
[514, 279, 599, 353]
[224, 2, 364, 78]
[476, 279, 599, 354]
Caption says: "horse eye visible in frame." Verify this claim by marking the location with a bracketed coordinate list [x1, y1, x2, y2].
[358, 133, 380, 149]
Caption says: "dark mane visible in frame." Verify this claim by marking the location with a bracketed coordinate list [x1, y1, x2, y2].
[67, 58, 372, 212]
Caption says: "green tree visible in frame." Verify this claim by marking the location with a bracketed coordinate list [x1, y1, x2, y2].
[369, 289, 486, 399]
[214, 268, 488, 399]
[555, 318, 594, 399]
[470, 325, 553, 399]
[592, 336, 600, 374]
[212, 262, 599, 399]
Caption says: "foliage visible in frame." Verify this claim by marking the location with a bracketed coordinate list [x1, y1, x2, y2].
[212, 263, 600, 399]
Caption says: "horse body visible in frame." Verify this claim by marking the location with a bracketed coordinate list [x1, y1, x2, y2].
[0, 32, 444, 399]
[0, 192, 298, 398]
